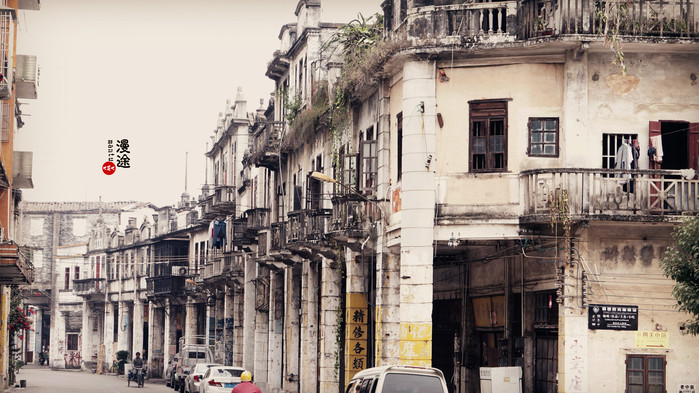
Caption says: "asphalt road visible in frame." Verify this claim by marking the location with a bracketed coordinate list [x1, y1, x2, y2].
[8, 365, 172, 393]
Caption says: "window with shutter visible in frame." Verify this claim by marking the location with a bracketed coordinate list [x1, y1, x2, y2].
[469, 100, 509, 172]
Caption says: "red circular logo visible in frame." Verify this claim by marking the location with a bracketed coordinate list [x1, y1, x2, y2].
[102, 161, 116, 175]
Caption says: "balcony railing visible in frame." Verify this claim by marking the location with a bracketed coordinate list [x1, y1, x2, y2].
[398, 2, 518, 43]
[201, 254, 244, 280]
[246, 208, 270, 230]
[249, 121, 284, 170]
[232, 218, 256, 245]
[521, 168, 699, 219]
[212, 185, 236, 215]
[287, 210, 307, 244]
[393, 0, 696, 44]
[286, 209, 333, 244]
[521, 0, 697, 39]
[330, 197, 377, 236]
[73, 278, 106, 298]
[0, 243, 33, 285]
[270, 222, 287, 252]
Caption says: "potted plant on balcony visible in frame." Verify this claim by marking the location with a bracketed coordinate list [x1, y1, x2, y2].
[534, 17, 553, 36]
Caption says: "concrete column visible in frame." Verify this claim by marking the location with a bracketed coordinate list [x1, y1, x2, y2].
[164, 300, 178, 365]
[300, 260, 318, 393]
[267, 271, 284, 392]
[377, 251, 400, 366]
[81, 301, 93, 370]
[223, 287, 235, 366]
[243, 255, 256, 371]
[185, 299, 197, 344]
[214, 289, 225, 364]
[399, 59, 436, 367]
[319, 256, 341, 393]
[103, 302, 115, 372]
[51, 310, 67, 369]
[132, 300, 144, 358]
[148, 302, 165, 378]
[232, 285, 244, 366]
[116, 301, 130, 354]
[564, 48, 590, 167]
[283, 266, 301, 393]
[254, 267, 270, 392]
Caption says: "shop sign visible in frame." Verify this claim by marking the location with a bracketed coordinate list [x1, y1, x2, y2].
[588, 304, 638, 330]
[635, 331, 669, 348]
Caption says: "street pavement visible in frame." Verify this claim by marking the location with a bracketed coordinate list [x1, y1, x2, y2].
[6, 364, 171, 393]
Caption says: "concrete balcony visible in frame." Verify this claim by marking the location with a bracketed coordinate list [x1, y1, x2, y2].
[201, 254, 244, 286]
[212, 185, 236, 215]
[0, 243, 33, 285]
[520, 168, 699, 223]
[327, 197, 377, 250]
[249, 122, 284, 170]
[73, 278, 106, 300]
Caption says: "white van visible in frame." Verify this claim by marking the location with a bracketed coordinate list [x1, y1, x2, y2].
[345, 365, 449, 393]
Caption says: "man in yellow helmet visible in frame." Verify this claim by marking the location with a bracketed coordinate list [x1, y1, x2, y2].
[231, 370, 261, 393]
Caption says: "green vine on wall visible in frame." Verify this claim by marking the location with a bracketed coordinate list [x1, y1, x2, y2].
[549, 188, 572, 245]
[596, 0, 628, 75]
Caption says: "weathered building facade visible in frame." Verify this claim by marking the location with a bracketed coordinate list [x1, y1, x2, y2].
[0, 0, 39, 389]
[15, 1, 699, 393]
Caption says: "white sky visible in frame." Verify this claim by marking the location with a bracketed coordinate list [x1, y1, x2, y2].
[15, 0, 380, 207]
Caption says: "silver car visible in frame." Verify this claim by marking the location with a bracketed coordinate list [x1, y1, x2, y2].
[183, 363, 222, 393]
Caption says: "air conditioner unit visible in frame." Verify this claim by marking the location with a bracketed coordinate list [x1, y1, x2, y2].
[171, 266, 188, 276]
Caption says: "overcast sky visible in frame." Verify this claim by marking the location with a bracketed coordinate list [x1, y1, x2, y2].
[14, 0, 380, 207]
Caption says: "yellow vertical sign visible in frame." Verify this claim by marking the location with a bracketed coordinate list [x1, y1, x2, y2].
[399, 322, 432, 367]
[345, 293, 368, 382]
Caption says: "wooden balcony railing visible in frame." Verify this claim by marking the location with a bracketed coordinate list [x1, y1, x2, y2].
[521, 168, 699, 219]
[73, 278, 106, 298]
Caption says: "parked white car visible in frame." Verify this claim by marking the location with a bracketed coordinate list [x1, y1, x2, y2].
[199, 366, 246, 393]
[183, 363, 222, 393]
[345, 365, 449, 393]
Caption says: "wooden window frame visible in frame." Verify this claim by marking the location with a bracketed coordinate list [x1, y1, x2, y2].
[469, 99, 509, 172]
[528, 117, 559, 157]
[359, 126, 378, 197]
[626, 354, 666, 393]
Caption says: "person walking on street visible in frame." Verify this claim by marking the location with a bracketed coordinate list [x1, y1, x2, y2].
[231, 371, 261, 393]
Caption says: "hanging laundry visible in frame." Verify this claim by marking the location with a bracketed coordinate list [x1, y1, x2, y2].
[615, 140, 634, 192]
[649, 135, 664, 163]
[210, 219, 227, 249]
